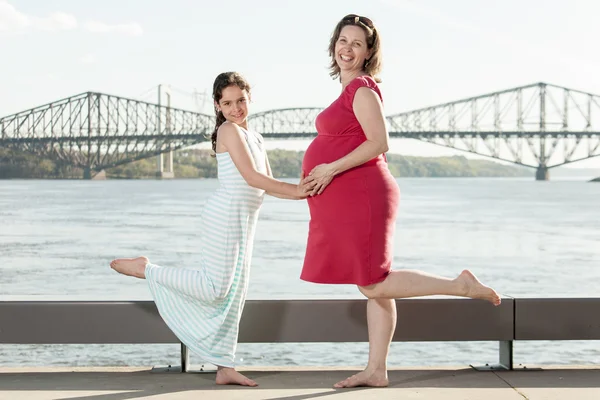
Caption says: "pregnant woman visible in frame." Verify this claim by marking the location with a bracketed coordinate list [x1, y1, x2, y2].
[301, 14, 502, 388]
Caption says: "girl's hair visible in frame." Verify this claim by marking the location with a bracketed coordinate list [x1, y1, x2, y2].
[328, 14, 382, 83]
[211, 71, 252, 153]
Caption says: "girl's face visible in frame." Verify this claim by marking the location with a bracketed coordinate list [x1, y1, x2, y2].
[216, 85, 250, 126]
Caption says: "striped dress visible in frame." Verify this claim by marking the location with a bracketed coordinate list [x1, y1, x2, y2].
[145, 126, 266, 367]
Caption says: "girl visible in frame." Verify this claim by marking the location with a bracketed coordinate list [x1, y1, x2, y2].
[110, 71, 310, 387]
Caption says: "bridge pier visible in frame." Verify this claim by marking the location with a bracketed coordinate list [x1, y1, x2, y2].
[83, 168, 106, 180]
[535, 165, 549, 181]
[156, 151, 174, 179]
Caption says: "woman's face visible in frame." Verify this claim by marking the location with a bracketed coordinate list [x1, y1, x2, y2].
[334, 25, 371, 75]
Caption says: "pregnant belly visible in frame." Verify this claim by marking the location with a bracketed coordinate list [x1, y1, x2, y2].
[302, 135, 366, 173]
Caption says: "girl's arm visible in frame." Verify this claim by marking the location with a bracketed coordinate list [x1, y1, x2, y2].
[263, 154, 305, 200]
[218, 123, 308, 198]
[303, 87, 389, 195]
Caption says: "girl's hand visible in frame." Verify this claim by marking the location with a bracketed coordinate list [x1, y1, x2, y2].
[297, 170, 316, 199]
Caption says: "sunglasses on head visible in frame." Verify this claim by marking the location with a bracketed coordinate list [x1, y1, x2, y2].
[342, 14, 374, 28]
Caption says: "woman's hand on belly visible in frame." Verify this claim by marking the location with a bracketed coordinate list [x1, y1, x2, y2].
[303, 163, 337, 196]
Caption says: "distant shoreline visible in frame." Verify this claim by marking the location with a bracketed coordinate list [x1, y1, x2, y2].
[1, 148, 599, 180]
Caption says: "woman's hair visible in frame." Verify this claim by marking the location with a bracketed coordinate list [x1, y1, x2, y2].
[211, 71, 251, 153]
[328, 14, 382, 83]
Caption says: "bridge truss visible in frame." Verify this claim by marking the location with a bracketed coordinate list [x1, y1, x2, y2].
[387, 83, 600, 179]
[1, 83, 599, 179]
[0, 92, 214, 176]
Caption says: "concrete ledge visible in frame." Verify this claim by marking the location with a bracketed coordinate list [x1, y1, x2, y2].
[0, 298, 512, 344]
[3, 298, 600, 373]
[515, 298, 600, 340]
[239, 299, 513, 342]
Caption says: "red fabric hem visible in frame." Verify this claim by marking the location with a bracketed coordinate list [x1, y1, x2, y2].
[299, 269, 390, 287]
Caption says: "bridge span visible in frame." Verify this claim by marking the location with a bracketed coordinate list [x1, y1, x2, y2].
[1, 82, 599, 180]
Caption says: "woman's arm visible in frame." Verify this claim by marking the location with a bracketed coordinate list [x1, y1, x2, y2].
[218, 123, 307, 198]
[304, 87, 389, 195]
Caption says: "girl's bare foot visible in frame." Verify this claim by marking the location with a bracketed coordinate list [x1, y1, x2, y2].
[215, 367, 257, 387]
[456, 270, 501, 306]
[109, 256, 148, 279]
[334, 368, 388, 388]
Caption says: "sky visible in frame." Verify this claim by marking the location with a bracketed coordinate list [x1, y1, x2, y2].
[1, 0, 600, 168]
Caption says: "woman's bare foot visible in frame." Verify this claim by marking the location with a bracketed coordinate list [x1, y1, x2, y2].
[215, 367, 257, 387]
[334, 368, 388, 388]
[456, 270, 501, 306]
[109, 256, 148, 279]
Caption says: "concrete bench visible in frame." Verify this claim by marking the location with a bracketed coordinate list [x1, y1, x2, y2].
[1, 298, 598, 372]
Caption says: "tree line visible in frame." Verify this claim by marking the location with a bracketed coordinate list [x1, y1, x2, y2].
[0, 148, 529, 179]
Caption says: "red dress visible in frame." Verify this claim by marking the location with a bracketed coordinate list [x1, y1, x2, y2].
[301, 76, 401, 286]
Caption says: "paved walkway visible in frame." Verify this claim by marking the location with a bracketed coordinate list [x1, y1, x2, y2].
[1, 365, 599, 399]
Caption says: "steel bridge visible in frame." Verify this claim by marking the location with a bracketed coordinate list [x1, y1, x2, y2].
[1, 82, 599, 180]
